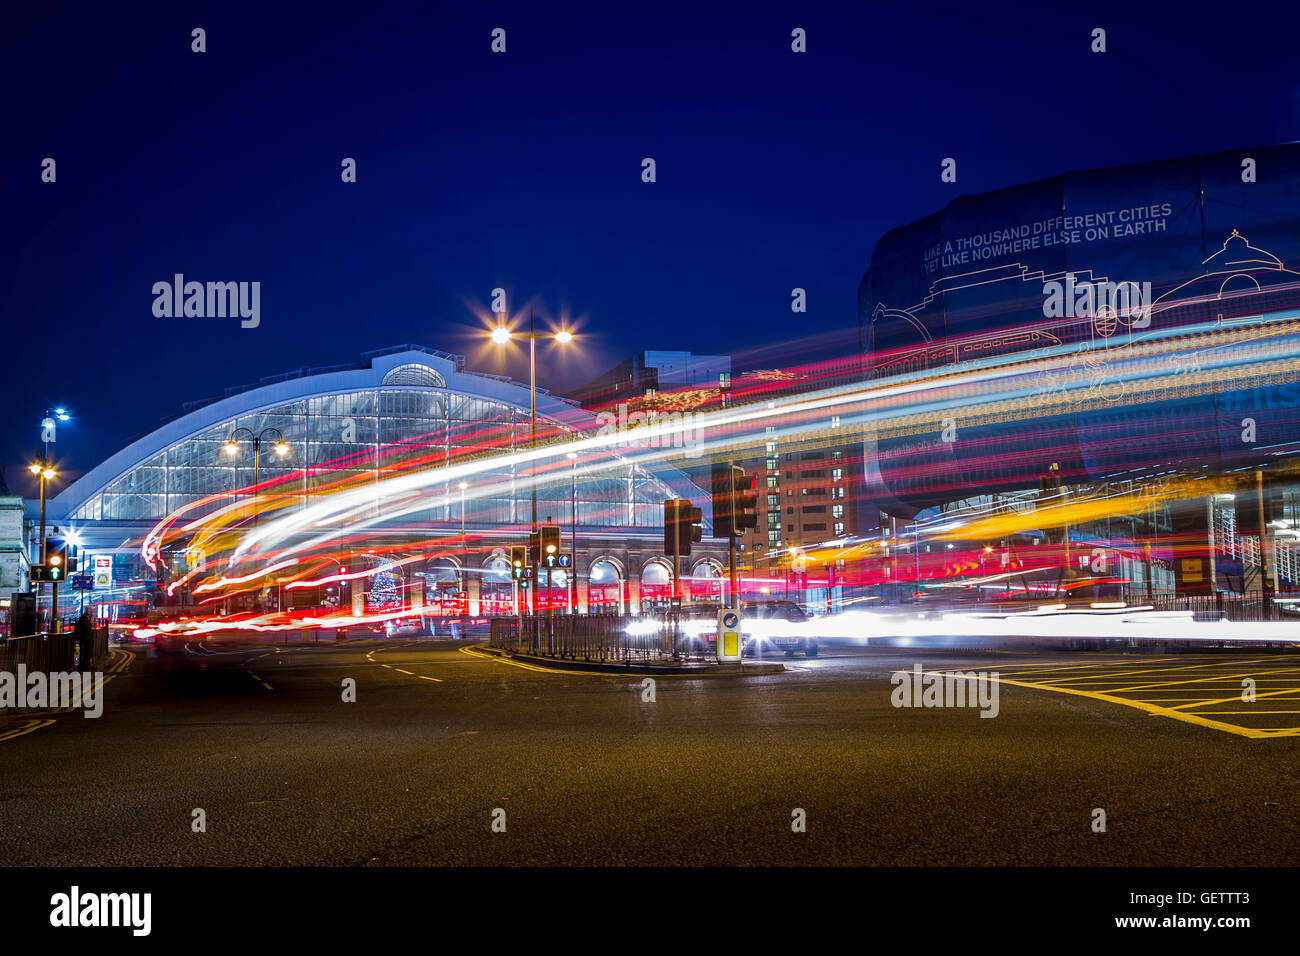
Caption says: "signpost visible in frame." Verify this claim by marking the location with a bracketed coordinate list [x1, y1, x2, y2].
[717, 608, 742, 663]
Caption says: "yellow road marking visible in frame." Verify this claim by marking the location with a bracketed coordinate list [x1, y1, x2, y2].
[3, 648, 136, 738]
[992, 669, 1300, 739]
[0, 718, 57, 741]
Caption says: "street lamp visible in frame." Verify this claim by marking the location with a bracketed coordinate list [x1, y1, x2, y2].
[223, 427, 290, 520]
[566, 451, 577, 613]
[28, 458, 57, 630]
[223, 427, 290, 610]
[458, 480, 469, 614]
[488, 305, 576, 626]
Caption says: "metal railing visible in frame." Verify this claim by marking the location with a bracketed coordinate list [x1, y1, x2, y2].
[0, 615, 110, 675]
[490, 613, 683, 663]
[1151, 594, 1295, 622]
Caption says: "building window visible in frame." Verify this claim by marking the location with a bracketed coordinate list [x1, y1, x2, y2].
[832, 449, 843, 460]
[802, 469, 826, 478]
[833, 487, 845, 499]
[719, 372, 731, 389]
[767, 513, 781, 529]
[767, 494, 779, 508]
[765, 476, 778, 488]
[801, 487, 826, 497]
[804, 523, 827, 532]
[787, 524, 795, 533]
[834, 522, 846, 536]
[801, 505, 826, 514]
[786, 507, 794, 515]
[768, 531, 781, 547]
[766, 458, 778, 472]
[765, 442, 777, 456]
[832, 468, 843, 481]
[831, 415, 841, 428]
[832, 504, 844, 519]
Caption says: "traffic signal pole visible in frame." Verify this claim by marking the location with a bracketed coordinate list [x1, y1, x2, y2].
[1257, 469, 1274, 618]
[729, 463, 742, 605]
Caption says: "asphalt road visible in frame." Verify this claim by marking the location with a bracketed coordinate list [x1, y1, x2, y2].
[2, 638, 1298, 866]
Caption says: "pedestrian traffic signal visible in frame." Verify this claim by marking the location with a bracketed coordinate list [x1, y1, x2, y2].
[40, 538, 68, 581]
[510, 546, 526, 580]
[541, 524, 561, 567]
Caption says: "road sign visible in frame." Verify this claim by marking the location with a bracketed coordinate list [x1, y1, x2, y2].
[717, 608, 742, 662]
[92, 554, 113, 589]
[557, 553, 572, 568]
[70, 574, 95, 592]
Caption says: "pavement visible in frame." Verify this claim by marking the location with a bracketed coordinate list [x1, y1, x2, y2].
[1, 637, 1298, 866]
[474, 642, 786, 675]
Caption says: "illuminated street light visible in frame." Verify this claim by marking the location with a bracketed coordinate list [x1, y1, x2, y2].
[28, 456, 58, 631]
[487, 305, 577, 642]
[223, 427, 291, 531]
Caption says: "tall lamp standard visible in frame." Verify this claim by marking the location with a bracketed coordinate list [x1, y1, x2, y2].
[566, 451, 577, 614]
[28, 459, 57, 630]
[458, 480, 469, 616]
[488, 306, 576, 626]
[223, 427, 290, 610]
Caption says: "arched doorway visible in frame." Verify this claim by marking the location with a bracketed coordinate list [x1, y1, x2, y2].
[588, 559, 624, 612]
[688, 559, 724, 603]
[639, 560, 672, 613]
[419, 557, 463, 616]
[480, 554, 513, 616]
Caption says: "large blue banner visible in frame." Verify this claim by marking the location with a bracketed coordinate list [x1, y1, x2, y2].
[860, 144, 1300, 506]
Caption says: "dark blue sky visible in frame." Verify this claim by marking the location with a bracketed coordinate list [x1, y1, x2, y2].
[3, 0, 1298, 488]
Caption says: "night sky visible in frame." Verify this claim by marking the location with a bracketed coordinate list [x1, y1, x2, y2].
[3, 0, 1298, 490]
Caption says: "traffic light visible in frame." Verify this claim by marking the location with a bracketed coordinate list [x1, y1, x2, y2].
[541, 524, 562, 568]
[712, 465, 757, 538]
[711, 463, 733, 538]
[664, 499, 680, 555]
[680, 502, 703, 556]
[732, 474, 757, 533]
[43, 537, 68, 582]
[510, 546, 526, 580]
[33, 538, 69, 582]
[528, 529, 541, 565]
[664, 499, 702, 556]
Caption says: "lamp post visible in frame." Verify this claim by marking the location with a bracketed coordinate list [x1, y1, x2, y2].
[28, 458, 57, 631]
[567, 451, 577, 614]
[458, 480, 468, 616]
[223, 427, 290, 611]
[489, 306, 575, 636]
